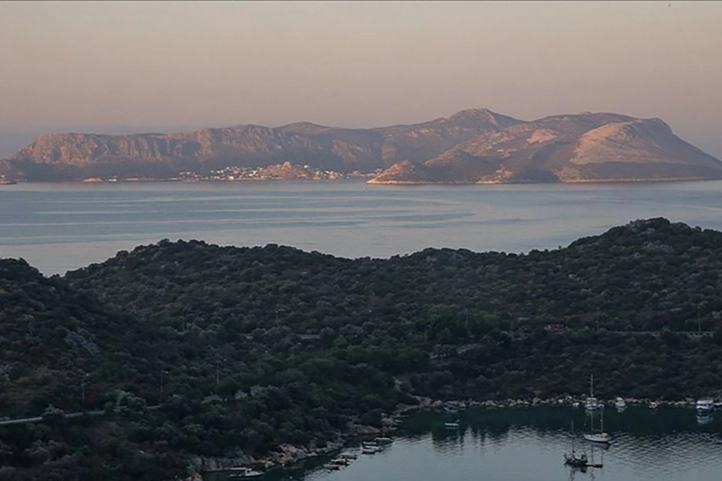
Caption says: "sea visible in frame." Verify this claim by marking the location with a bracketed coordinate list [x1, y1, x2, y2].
[3, 180, 722, 275]
[203, 406, 722, 481]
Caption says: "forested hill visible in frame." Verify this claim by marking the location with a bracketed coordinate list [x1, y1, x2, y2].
[3, 218, 722, 481]
[66, 217, 722, 336]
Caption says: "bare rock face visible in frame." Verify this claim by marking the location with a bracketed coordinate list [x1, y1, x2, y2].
[371, 113, 722, 184]
[6, 109, 721, 183]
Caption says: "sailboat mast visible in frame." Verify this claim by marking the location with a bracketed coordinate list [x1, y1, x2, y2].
[590, 374, 594, 398]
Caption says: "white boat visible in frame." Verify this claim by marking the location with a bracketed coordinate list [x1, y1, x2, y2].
[444, 420, 460, 429]
[649, 401, 659, 410]
[614, 397, 627, 411]
[227, 467, 264, 478]
[338, 452, 358, 460]
[584, 375, 602, 411]
[583, 405, 612, 445]
[361, 444, 380, 454]
[696, 398, 714, 413]
[374, 436, 393, 445]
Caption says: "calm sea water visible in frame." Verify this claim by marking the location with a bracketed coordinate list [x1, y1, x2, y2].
[206, 407, 722, 481]
[3, 180, 722, 274]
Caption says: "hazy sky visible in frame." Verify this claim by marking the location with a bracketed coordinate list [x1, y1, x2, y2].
[1, 1, 721, 157]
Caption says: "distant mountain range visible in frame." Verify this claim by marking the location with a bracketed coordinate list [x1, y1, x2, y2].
[2, 109, 721, 183]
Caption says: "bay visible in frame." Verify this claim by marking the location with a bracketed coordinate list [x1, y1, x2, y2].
[206, 407, 722, 481]
[2, 180, 722, 275]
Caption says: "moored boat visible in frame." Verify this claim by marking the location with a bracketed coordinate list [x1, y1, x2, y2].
[696, 398, 714, 413]
[564, 451, 588, 468]
[361, 441, 382, 454]
[614, 397, 627, 411]
[227, 467, 264, 478]
[583, 405, 612, 445]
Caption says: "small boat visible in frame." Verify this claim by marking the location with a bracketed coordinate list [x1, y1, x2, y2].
[696, 398, 714, 413]
[614, 397, 627, 411]
[444, 402, 460, 414]
[583, 404, 612, 445]
[564, 451, 588, 468]
[323, 463, 343, 470]
[361, 444, 380, 454]
[227, 467, 264, 478]
[572, 402, 581, 409]
[649, 401, 659, 410]
[374, 437, 393, 445]
[338, 452, 358, 460]
[444, 420, 460, 429]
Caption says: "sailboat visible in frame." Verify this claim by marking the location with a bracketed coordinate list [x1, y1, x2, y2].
[583, 405, 612, 445]
[584, 374, 601, 411]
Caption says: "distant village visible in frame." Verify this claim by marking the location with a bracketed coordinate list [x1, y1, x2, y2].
[78, 162, 381, 183]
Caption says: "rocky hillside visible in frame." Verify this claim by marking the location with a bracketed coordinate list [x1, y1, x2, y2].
[4, 109, 516, 181]
[5, 109, 720, 183]
[371, 113, 722, 184]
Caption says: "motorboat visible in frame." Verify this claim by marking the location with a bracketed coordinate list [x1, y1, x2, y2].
[361, 442, 381, 454]
[338, 452, 358, 460]
[444, 420, 460, 429]
[227, 467, 264, 478]
[696, 398, 714, 413]
[374, 437, 393, 445]
[444, 402, 460, 414]
[649, 401, 659, 410]
[614, 397, 627, 411]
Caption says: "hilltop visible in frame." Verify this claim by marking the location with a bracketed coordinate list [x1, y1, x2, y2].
[3, 218, 722, 480]
[3, 109, 719, 183]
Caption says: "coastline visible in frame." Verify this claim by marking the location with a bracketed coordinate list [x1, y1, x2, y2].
[184, 394, 710, 480]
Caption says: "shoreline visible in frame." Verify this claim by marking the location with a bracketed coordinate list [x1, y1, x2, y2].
[188, 394, 714, 479]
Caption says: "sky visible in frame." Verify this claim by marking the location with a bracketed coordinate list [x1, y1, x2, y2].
[1, 1, 721, 157]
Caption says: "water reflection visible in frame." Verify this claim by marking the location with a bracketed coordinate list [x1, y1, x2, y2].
[697, 414, 714, 425]
[263, 407, 722, 481]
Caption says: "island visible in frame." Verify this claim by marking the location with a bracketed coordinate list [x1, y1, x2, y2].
[2, 110, 720, 184]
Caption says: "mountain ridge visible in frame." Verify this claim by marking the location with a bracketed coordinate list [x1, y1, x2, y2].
[3, 109, 720, 183]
